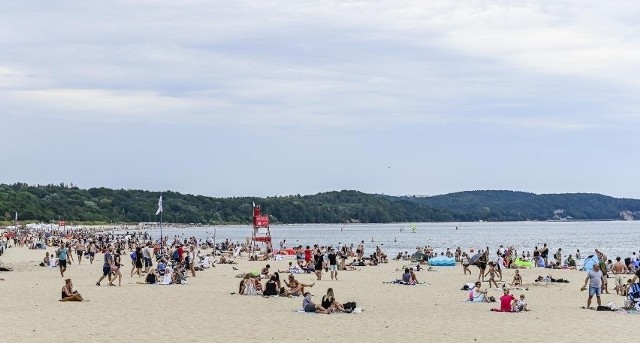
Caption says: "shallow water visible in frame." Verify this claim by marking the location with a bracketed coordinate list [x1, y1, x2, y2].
[129, 221, 640, 260]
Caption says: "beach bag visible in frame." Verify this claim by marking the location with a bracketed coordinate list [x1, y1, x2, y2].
[343, 301, 357, 313]
[130, 251, 137, 261]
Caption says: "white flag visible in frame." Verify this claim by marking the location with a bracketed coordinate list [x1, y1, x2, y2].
[252, 201, 256, 208]
[15, 212, 18, 221]
[156, 195, 163, 215]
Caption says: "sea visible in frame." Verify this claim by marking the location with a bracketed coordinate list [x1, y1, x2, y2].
[124, 221, 640, 260]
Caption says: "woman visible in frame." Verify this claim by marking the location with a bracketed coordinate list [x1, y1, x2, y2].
[512, 269, 523, 286]
[284, 274, 314, 296]
[188, 246, 196, 277]
[109, 248, 123, 286]
[477, 252, 487, 282]
[321, 288, 344, 312]
[133, 246, 143, 278]
[469, 281, 489, 302]
[60, 279, 84, 302]
[402, 268, 412, 284]
[263, 275, 279, 296]
[461, 253, 471, 275]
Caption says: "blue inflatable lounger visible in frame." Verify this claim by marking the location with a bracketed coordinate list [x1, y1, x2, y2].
[428, 256, 456, 266]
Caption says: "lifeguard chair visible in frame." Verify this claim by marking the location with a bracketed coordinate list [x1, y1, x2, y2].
[250, 204, 272, 258]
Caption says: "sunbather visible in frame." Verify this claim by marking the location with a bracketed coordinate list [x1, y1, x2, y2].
[60, 279, 84, 302]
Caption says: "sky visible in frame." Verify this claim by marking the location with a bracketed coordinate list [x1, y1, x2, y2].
[1, 0, 639, 199]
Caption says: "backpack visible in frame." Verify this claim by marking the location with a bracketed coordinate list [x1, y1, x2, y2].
[343, 301, 357, 313]
[130, 251, 137, 260]
[172, 250, 179, 261]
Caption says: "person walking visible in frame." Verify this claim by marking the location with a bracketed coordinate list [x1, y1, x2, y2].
[97, 247, 114, 286]
[581, 263, 604, 309]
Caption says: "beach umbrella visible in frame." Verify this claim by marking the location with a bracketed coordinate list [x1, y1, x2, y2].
[469, 253, 482, 265]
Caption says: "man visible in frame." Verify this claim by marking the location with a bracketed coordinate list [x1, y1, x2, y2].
[540, 244, 549, 266]
[328, 248, 338, 280]
[611, 257, 628, 295]
[143, 243, 153, 273]
[581, 264, 603, 309]
[96, 247, 114, 286]
[57, 245, 69, 277]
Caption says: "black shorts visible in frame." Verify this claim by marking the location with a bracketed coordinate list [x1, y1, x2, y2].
[59, 260, 67, 268]
[77, 250, 84, 256]
[102, 266, 110, 276]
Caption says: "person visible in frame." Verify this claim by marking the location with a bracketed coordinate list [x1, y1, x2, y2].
[496, 288, 515, 312]
[143, 243, 153, 273]
[611, 257, 628, 295]
[302, 292, 330, 313]
[328, 248, 338, 280]
[512, 270, 522, 287]
[133, 246, 143, 277]
[314, 250, 323, 281]
[96, 247, 114, 286]
[60, 279, 84, 302]
[581, 263, 603, 309]
[261, 264, 271, 278]
[461, 253, 471, 275]
[109, 248, 123, 286]
[188, 246, 196, 277]
[476, 252, 487, 282]
[88, 240, 96, 264]
[513, 294, 528, 312]
[469, 281, 489, 302]
[76, 240, 85, 265]
[540, 244, 549, 266]
[321, 288, 345, 312]
[57, 245, 69, 277]
[263, 275, 279, 296]
[40, 252, 50, 267]
[484, 262, 498, 288]
[409, 267, 419, 284]
[401, 268, 413, 285]
[284, 274, 314, 296]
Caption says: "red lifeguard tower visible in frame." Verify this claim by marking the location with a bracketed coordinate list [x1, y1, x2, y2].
[250, 204, 272, 258]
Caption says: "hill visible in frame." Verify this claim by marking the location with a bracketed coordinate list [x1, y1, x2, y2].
[1, 183, 640, 224]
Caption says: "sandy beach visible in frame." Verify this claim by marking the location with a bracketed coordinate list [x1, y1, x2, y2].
[0, 245, 636, 343]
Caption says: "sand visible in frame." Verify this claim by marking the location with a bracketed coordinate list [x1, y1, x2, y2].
[0, 245, 636, 343]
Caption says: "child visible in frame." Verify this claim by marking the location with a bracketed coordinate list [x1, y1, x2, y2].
[513, 294, 528, 312]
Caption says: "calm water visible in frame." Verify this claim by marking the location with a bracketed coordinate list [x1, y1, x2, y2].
[129, 221, 640, 260]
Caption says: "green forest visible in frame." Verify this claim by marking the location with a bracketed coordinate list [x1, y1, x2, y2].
[1, 183, 640, 225]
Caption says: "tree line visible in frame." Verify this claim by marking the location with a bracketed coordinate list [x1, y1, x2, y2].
[1, 184, 639, 225]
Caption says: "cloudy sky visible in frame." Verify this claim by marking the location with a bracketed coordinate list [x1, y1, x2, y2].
[2, 0, 639, 198]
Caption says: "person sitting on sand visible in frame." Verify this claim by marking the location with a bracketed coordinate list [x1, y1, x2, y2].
[284, 274, 314, 296]
[137, 268, 157, 284]
[512, 270, 522, 286]
[321, 288, 345, 312]
[469, 281, 489, 302]
[491, 287, 515, 312]
[303, 292, 331, 314]
[409, 267, 419, 284]
[40, 252, 50, 267]
[513, 294, 528, 312]
[261, 264, 271, 278]
[401, 268, 413, 285]
[263, 275, 279, 296]
[60, 279, 84, 302]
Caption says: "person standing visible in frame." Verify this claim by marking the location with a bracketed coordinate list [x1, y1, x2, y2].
[541, 244, 549, 267]
[57, 245, 69, 277]
[143, 243, 153, 274]
[328, 248, 338, 280]
[581, 263, 603, 309]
